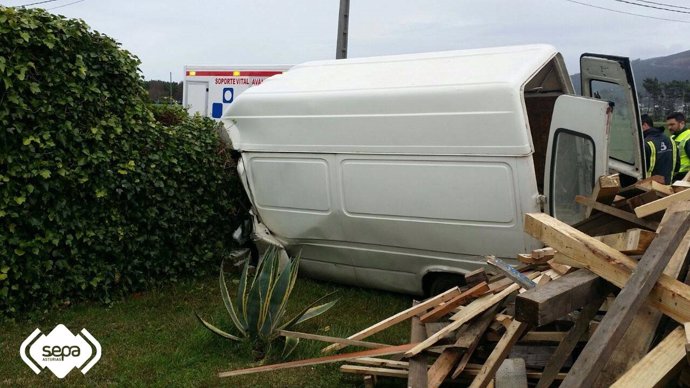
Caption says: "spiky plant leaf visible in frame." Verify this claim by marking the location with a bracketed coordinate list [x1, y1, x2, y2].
[219, 261, 247, 336]
[257, 248, 281, 332]
[280, 291, 338, 330]
[195, 313, 243, 341]
[259, 256, 300, 337]
[245, 247, 277, 335]
[294, 300, 338, 326]
[282, 336, 299, 359]
[236, 256, 251, 325]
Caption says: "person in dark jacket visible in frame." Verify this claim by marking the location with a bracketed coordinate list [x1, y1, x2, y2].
[642, 114, 676, 184]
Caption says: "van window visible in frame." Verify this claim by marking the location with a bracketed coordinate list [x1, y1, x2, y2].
[550, 129, 595, 225]
[590, 80, 635, 164]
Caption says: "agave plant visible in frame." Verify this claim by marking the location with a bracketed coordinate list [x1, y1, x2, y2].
[196, 247, 337, 358]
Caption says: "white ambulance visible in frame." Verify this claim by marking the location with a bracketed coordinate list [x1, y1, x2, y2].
[182, 65, 291, 119]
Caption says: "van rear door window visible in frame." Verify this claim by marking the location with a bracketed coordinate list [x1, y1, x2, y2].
[590, 80, 636, 165]
[550, 129, 595, 225]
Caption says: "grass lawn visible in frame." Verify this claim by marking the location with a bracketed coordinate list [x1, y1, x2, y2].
[0, 271, 412, 387]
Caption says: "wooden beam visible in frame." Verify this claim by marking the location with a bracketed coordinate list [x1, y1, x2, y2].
[524, 212, 690, 323]
[536, 295, 605, 388]
[405, 279, 528, 358]
[469, 319, 528, 388]
[426, 304, 500, 388]
[218, 343, 417, 378]
[515, 269, 606, 326]
[586, 174, 621, 217]
[321, 286, 462, 353]
[420, 282, 489, 324]
[278, 330, 389, 349]
[407, 302, 428, 388]
[575, 195, 660, 230]
[595, 202, 690, 387]
[593, 228, 656, 255]
[610, 326, 686, 388]
[634, 187, 690, 218]
[558, 210, 690, 388]
[465, 268, 489, 287]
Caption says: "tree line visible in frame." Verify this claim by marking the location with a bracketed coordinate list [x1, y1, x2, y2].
[641, 78, 690, 120]
[144, 80, 183, 104]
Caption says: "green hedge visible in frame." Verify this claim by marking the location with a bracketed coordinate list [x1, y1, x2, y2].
[0, 6, 243, 318]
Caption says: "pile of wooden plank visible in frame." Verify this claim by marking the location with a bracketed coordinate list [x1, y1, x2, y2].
[217, 175, 690, 387]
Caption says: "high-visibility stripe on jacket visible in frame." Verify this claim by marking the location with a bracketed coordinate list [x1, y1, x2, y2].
[647, 140, 656, 177]
[673, 129, 690, 175]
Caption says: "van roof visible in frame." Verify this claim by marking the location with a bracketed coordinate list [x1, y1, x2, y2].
[224, 44, 571, 155]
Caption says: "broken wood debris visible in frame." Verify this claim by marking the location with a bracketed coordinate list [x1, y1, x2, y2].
[217, 174, 690, 387]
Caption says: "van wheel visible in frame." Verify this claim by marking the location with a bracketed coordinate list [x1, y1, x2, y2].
[427, 273, 466, 297]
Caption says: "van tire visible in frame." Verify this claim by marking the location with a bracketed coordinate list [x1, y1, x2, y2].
[426, 273, 466, 297]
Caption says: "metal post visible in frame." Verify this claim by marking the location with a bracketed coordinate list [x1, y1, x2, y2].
[336, 0, 350, 59]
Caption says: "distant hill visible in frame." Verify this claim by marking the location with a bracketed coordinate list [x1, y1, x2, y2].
[571, 50, 690, 94]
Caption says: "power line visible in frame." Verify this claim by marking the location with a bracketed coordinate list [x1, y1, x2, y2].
[612, 0, 690, 14]
[16, 0, 59, 7]
[563, 0, 690, 23]
[46, 0, 85, 10]
[634, 0, 690, 11]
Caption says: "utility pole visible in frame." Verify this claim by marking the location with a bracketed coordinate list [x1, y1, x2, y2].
[336, 0, 350, 59]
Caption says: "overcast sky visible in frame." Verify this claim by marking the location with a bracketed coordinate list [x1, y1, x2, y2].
[4, 0, 690, 81]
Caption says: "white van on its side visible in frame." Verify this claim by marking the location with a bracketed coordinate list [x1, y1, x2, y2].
[222, 44, 646, 295]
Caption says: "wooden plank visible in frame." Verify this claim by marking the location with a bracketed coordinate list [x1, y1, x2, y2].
[487, 256, 536, 290]
[610, 326, 686, 388]
[595, 201, 690, 387]
[426, 305, 500, 388]
[634, 187, 690, 218]
[420, 282, 489, 323]
[575, 195, 660, 230]
[469, 319, 528, 388]
[586, 174, 621, 218]
[634, 177, 675, 196]
[523, 212, 690, 323]
[321, 286, 462, 353]
[536, 295, 605, 388]
[405, 279, 529, 358]
[341, 365, 408, 379]
[352, 357, 409, 369]
[515, 268, 606, 326]
[407, 302, 427, 388]
[558, 210, 690, 388]
[495, 359, 528, 388]
[278, 330, 389, 349]
[218, 343, 417, 377]
[346, 364, 568, 381]
[529, 247, 556, 264]
[593, 228, 656, 255]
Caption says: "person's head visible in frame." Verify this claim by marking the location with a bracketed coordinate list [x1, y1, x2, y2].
[666, 112, 686, 134]
[641, 114, 654, 132]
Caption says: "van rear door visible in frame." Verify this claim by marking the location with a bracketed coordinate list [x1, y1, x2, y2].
[544, 95, 612, 225]
[580, 54, 646, 181]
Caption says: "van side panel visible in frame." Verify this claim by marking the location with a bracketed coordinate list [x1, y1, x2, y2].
[341, 159, 515, 222]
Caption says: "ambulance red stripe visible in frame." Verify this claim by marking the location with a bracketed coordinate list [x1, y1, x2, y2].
[186, 71, 283, 77]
